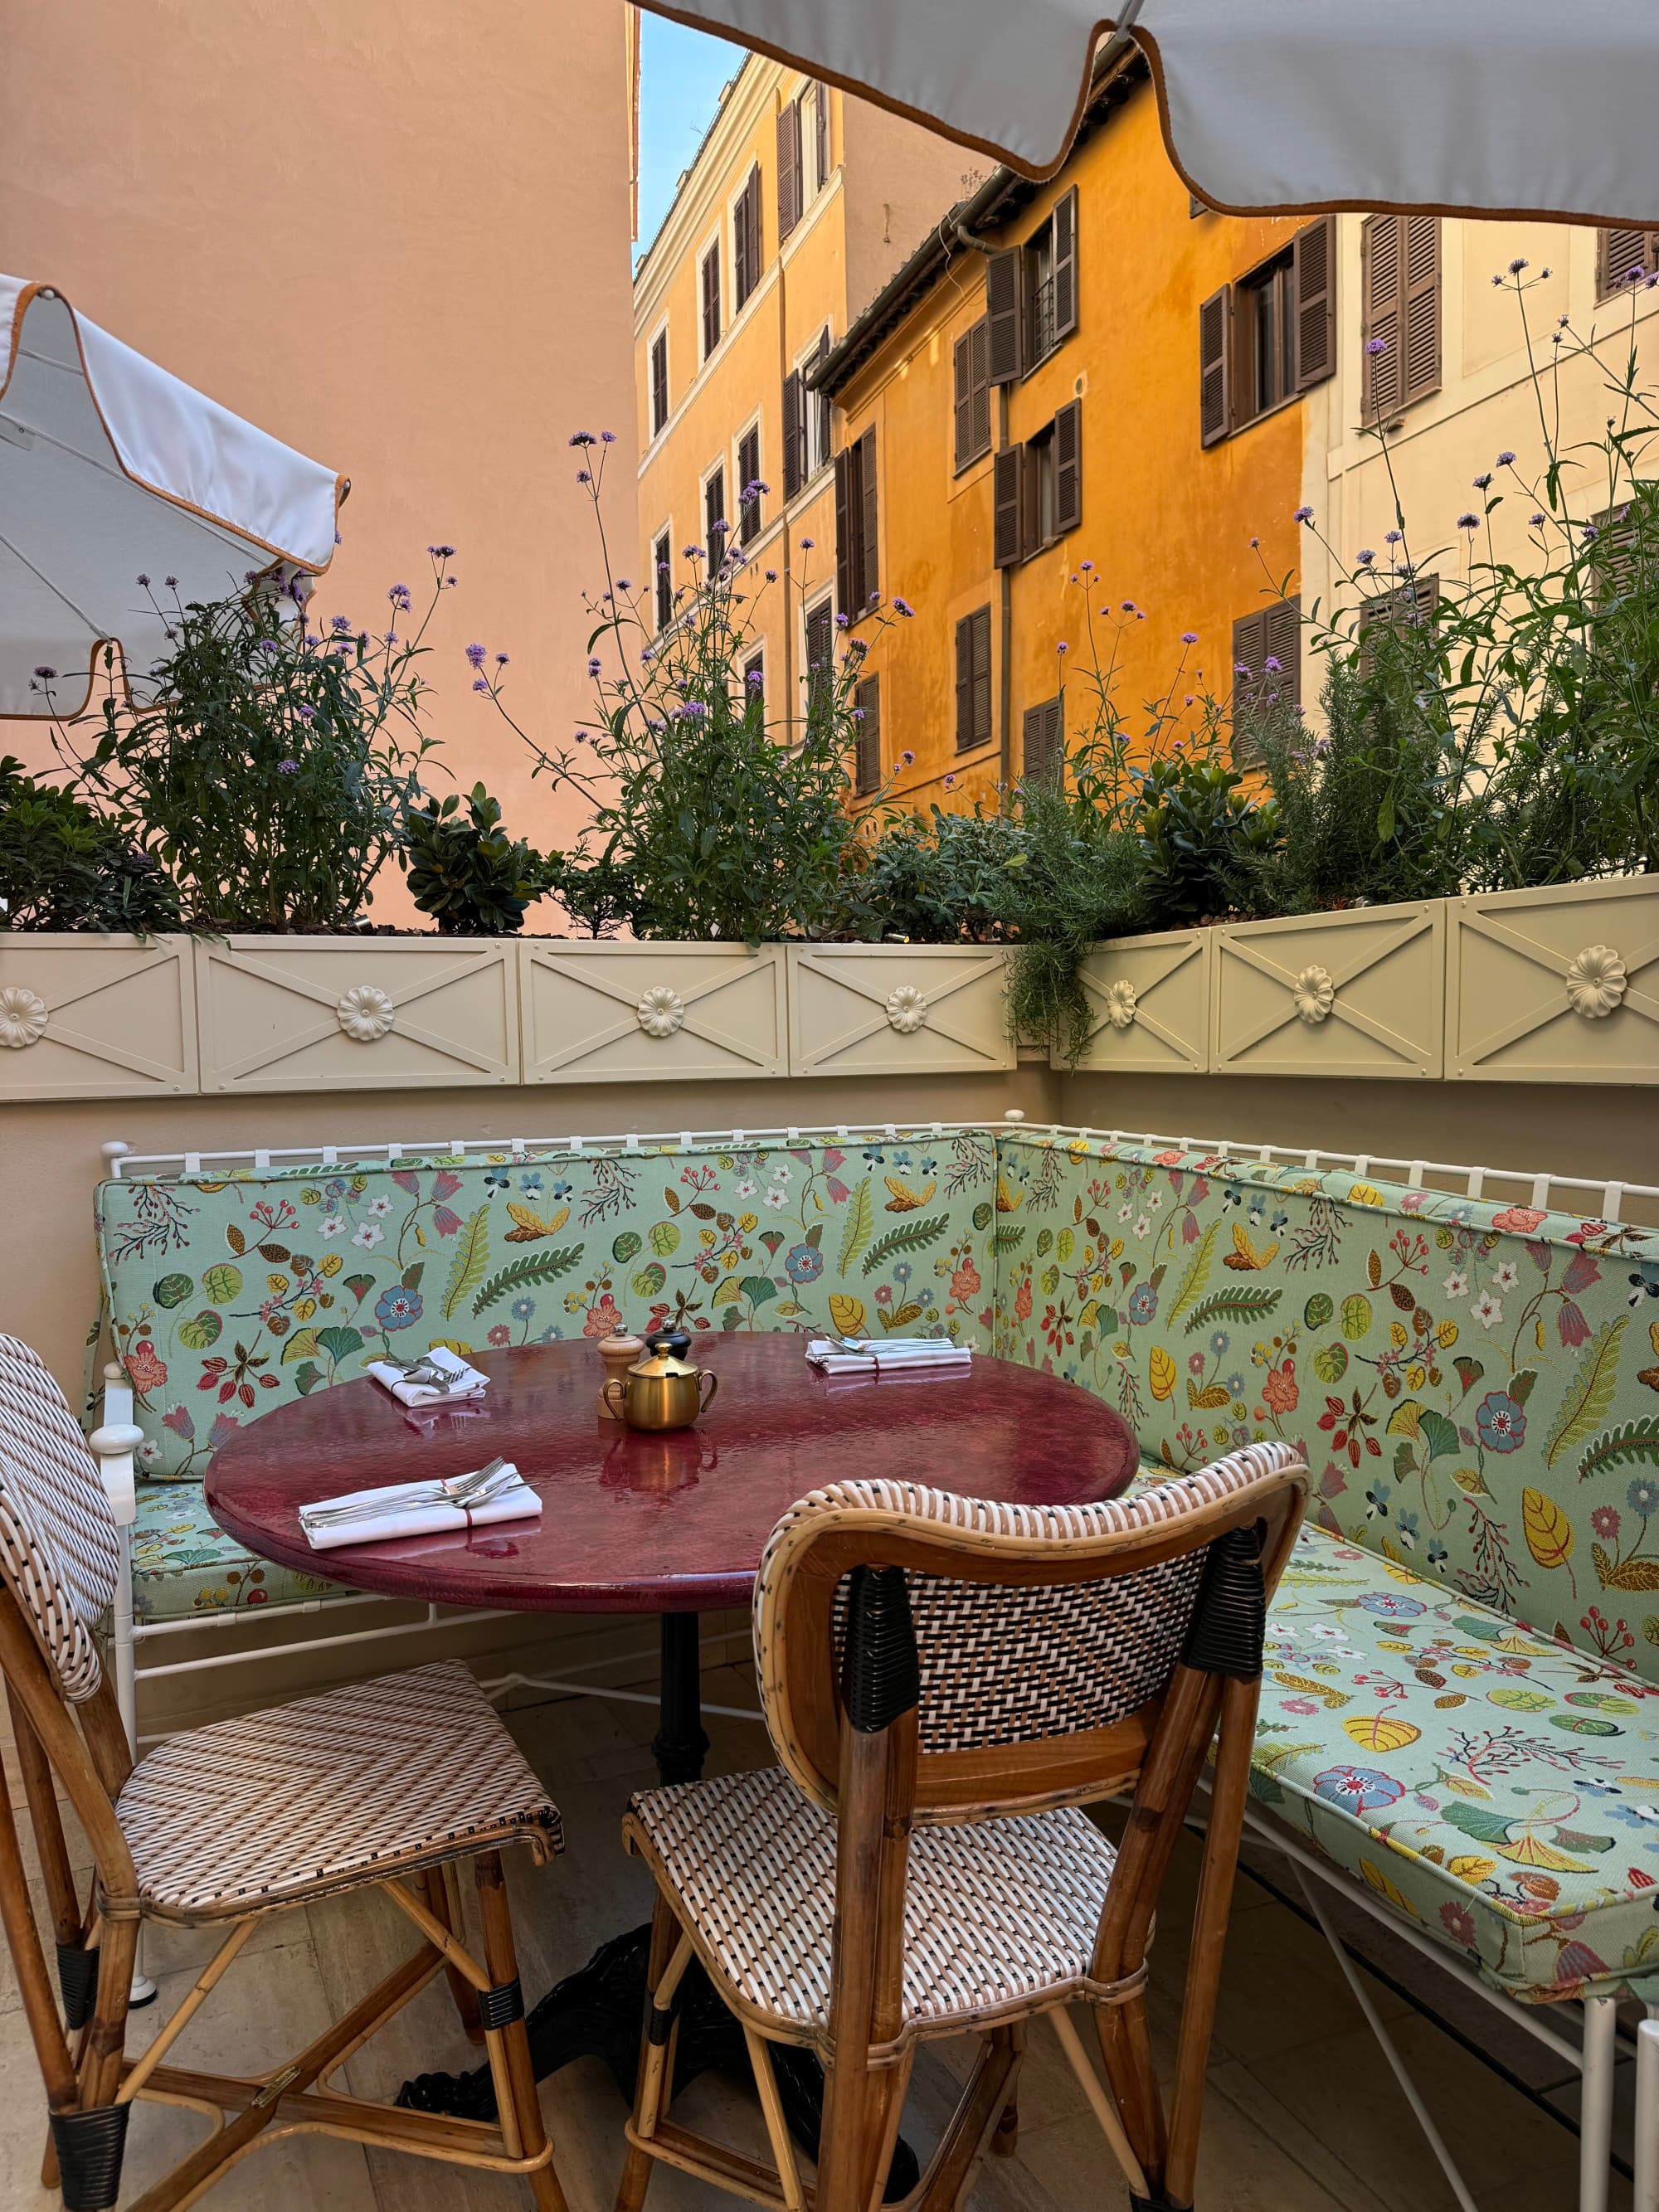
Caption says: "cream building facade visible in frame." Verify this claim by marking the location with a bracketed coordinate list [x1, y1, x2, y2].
[1297, 215, 1659, 678]
[632, 55, 971, 746]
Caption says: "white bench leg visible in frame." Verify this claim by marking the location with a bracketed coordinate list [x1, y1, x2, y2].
[89, 1366, 155, 2007]
[1580, 1994, 1618, 2212]
[1635, 2015, 1659, 2212]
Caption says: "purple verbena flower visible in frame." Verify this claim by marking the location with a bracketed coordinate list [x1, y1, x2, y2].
[1264, 655, 1282, 673]
[1472, 473, 1492, 490]
[465, 641, 487, 668]
[569, 431, 596, 446]
[900, 749, 915, 766]
[1180, 630, 1199, 645]
[277, 758, 299, 775]
[135, 572, 151, 587]
[472, 677, 490, 693]
[799, 536, 815, 551]
[587, 656, 602, 675]
[1355, 548, 1375, 567]
[600, 430, 616, 443]
[1457, 512, 1481, 531]
[1384, 528, 1404, 544]
[495, 652, 509, 667]
[1529, 511, 1546, 527]
[294, 702, 315, 721]
[32, 664, 57, 680]
[1365, 337, 1388, 356]
[1496, 451, 1516, 468]
[388, 583, 411, 610]
[1509, 256, 1529, 275]
[1293, 505, 1315, 524]
[893, 596, 914, 616]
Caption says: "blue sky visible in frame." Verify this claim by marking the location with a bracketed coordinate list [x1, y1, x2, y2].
[635, 14, 746, 265]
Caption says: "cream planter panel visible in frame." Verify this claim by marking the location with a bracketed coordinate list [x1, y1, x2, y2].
[0, 933, 197, 1101]
[788, 946, 1014, 1077]
[1213, 903, 1444, 1079]
[518, 942, 787, 1082]
[1061, 930, 1212, 1073]
[1448, 876, 1659, 1083]
[196, 937, 518, 1092]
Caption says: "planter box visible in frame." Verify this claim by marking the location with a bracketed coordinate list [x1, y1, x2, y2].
[787, 945, 1014, 1077]
[518, 941, 787, 1082]
[1059, 929, 1211, 1073]
[1212, 902, 1444, 1080]
[0, 932, 197, 1101]
[195, 936, 518, 1092]
[1447, 876, 1659, 1084]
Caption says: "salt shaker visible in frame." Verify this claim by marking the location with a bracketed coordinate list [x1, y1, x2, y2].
[596, 1334, 645, 1417]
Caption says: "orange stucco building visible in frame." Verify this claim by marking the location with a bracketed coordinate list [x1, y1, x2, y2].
[1, 0, 640, 897]
[631, 54, 971, 741]
[816, 58, 1320, 812]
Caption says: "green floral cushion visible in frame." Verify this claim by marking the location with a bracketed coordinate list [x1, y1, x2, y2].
[994, 1132, 1659, 1680]
[129, 1480, 346, 1621]
[97, 1131, 997, 1481]
[1258, 1521, 1659, 2003]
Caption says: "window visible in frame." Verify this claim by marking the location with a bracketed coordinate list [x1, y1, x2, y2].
[982, 187, 1078, 385]
[1230, 597, 1301, 764]
[809, 328, 831, 472]
[700, 242, 722, 358]
[649, 329, 669, 439]
[783, 333, 830, 502]
[992, 398, 1081, 568]
[737, 425, 761, 541]
[703, 464, 726, 554]
[732, 164, 762, 313]
[834, 425, 878, 617]
[952, 318, 991, 472]
[653, 530, 673, 632]
[1199, 216, 1335, 448]
[803, 594, 834, 727]
[1360, 214, 1440, 421]
[1356, 572, 1439, 674]
[1598, 227, 1659, 301]
[742, 647, 765, 715]
[810, 83, 830, 197]
[854, 673, 881, 795]
[955, 607, 993, 753]
[1021, 693, 1063, 784]
[1591, 505, 1647, 603]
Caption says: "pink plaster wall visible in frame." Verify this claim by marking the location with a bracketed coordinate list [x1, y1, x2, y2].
[1, 0, 640, 908]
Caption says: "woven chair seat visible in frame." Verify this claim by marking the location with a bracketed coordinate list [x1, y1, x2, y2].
[629, 1765, 1120, 2036]
[117, 1660, 562, 1920]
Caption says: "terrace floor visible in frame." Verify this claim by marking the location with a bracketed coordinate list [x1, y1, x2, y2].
[0, 1658, 1635, 2212]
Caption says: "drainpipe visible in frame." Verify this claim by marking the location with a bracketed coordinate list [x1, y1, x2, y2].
[776, 126, 795, 737]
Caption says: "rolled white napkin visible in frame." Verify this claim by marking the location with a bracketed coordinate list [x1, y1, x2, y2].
[367, 1344, 489, 1406]
[298, 1463, 539, 1551]
[807, 1338, 971, 1376]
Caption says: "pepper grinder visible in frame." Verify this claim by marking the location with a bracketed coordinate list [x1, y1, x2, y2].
[596, 1334, 645, 1418]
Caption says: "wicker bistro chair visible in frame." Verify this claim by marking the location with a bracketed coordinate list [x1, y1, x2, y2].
[616, 1441, 1308, 2212]
[0, 1333, 567, 2212]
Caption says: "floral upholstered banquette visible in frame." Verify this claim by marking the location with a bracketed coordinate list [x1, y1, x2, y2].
[95, 1125, 1659, 2004]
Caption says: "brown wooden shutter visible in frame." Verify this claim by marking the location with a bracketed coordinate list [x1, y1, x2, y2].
[1052, 186, 1079, 343]
[1046, 693, 1064, 776]
[1199, 284, 1232, 446]
[737, 425, 761, 538]
[782, 370, 804, 499]
[1292, 216, 1335, 391]
[1022, 693, 1063, 783]
[993, 448, 1022, 569]
[1598, 226, 1657, 299]
[854, 672, 881, 794]
[985, 250, 1022, 384]
[969, 318, 990, 461]
[834, 447, 854, 615]
[704, 466, 724, 551]
[1230, 608, 1267, 756]
[1401, 216, 1441, 406]
[815, 83, 830, 186]
[953, 330, 974, 473]
[1053, 400, 1082, 536]
[858, 425, 878, 603]
[733, 166, 761, 308]
[973, 607, 992, 746]
[702, 247, 720, 355]
[654, 531, 672, 631]
[1020, 438, 1041, 561]
[1360, 215, 1399, 417]
[954, 614, 974, 749]
[776, 101, 802, 241]
[1262, 596, 1301, 712]
[805, 596, 833, 727]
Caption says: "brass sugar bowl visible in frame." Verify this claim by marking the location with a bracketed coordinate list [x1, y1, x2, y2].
[599, 1326, 718, 1432]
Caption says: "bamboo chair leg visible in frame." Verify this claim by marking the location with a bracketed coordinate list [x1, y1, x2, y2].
[1095, 1998, 1166, 2192]
[475, 1850, 567, 2212]
[1162, 1671, 1260, 2212]
[864, 2050, 915, 2212]
[615, 1891, 683, 2212]
[80, 1914, 139, 2110]
[424, 1863, 485, 2045]
[742, 2028, 809, 2212]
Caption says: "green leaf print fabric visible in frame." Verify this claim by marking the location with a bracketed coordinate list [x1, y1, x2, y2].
[97, 1131, 998, 1480]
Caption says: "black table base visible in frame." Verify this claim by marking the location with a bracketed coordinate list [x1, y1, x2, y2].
[396, 1612, 917, 2200]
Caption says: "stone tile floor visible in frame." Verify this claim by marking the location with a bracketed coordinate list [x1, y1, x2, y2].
[0, 1660, 1634, 2212]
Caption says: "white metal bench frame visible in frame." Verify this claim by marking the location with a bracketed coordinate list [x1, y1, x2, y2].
[90, 1112, 1659, 2211]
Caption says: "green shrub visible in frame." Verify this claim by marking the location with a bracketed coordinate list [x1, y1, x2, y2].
[403, 783, 545, 935]
[0, 756, 179, 933]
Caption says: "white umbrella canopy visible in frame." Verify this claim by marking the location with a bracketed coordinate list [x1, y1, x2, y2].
[640, 0, 1659, 221]
[0, 276, 343, 719]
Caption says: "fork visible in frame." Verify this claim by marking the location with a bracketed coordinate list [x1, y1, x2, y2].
[300, 1457, 512, 1526]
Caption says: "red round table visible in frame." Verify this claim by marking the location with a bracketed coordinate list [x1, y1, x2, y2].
[207, 1334, 1139, 2134]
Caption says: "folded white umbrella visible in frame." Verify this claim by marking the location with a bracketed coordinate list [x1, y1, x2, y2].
[640, 0, 1658, 222]
[0, 276, 343, 719]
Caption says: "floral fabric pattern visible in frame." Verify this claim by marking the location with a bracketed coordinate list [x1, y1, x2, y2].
[97, 1133, 998, 1481]
[1258, 1524, 1659, 2003]
[993, 1132, 1659, 1678]
[128, 1480, 345, 1621]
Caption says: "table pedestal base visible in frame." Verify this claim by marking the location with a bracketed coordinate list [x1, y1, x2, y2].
[396, 1923, 919, 2202]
